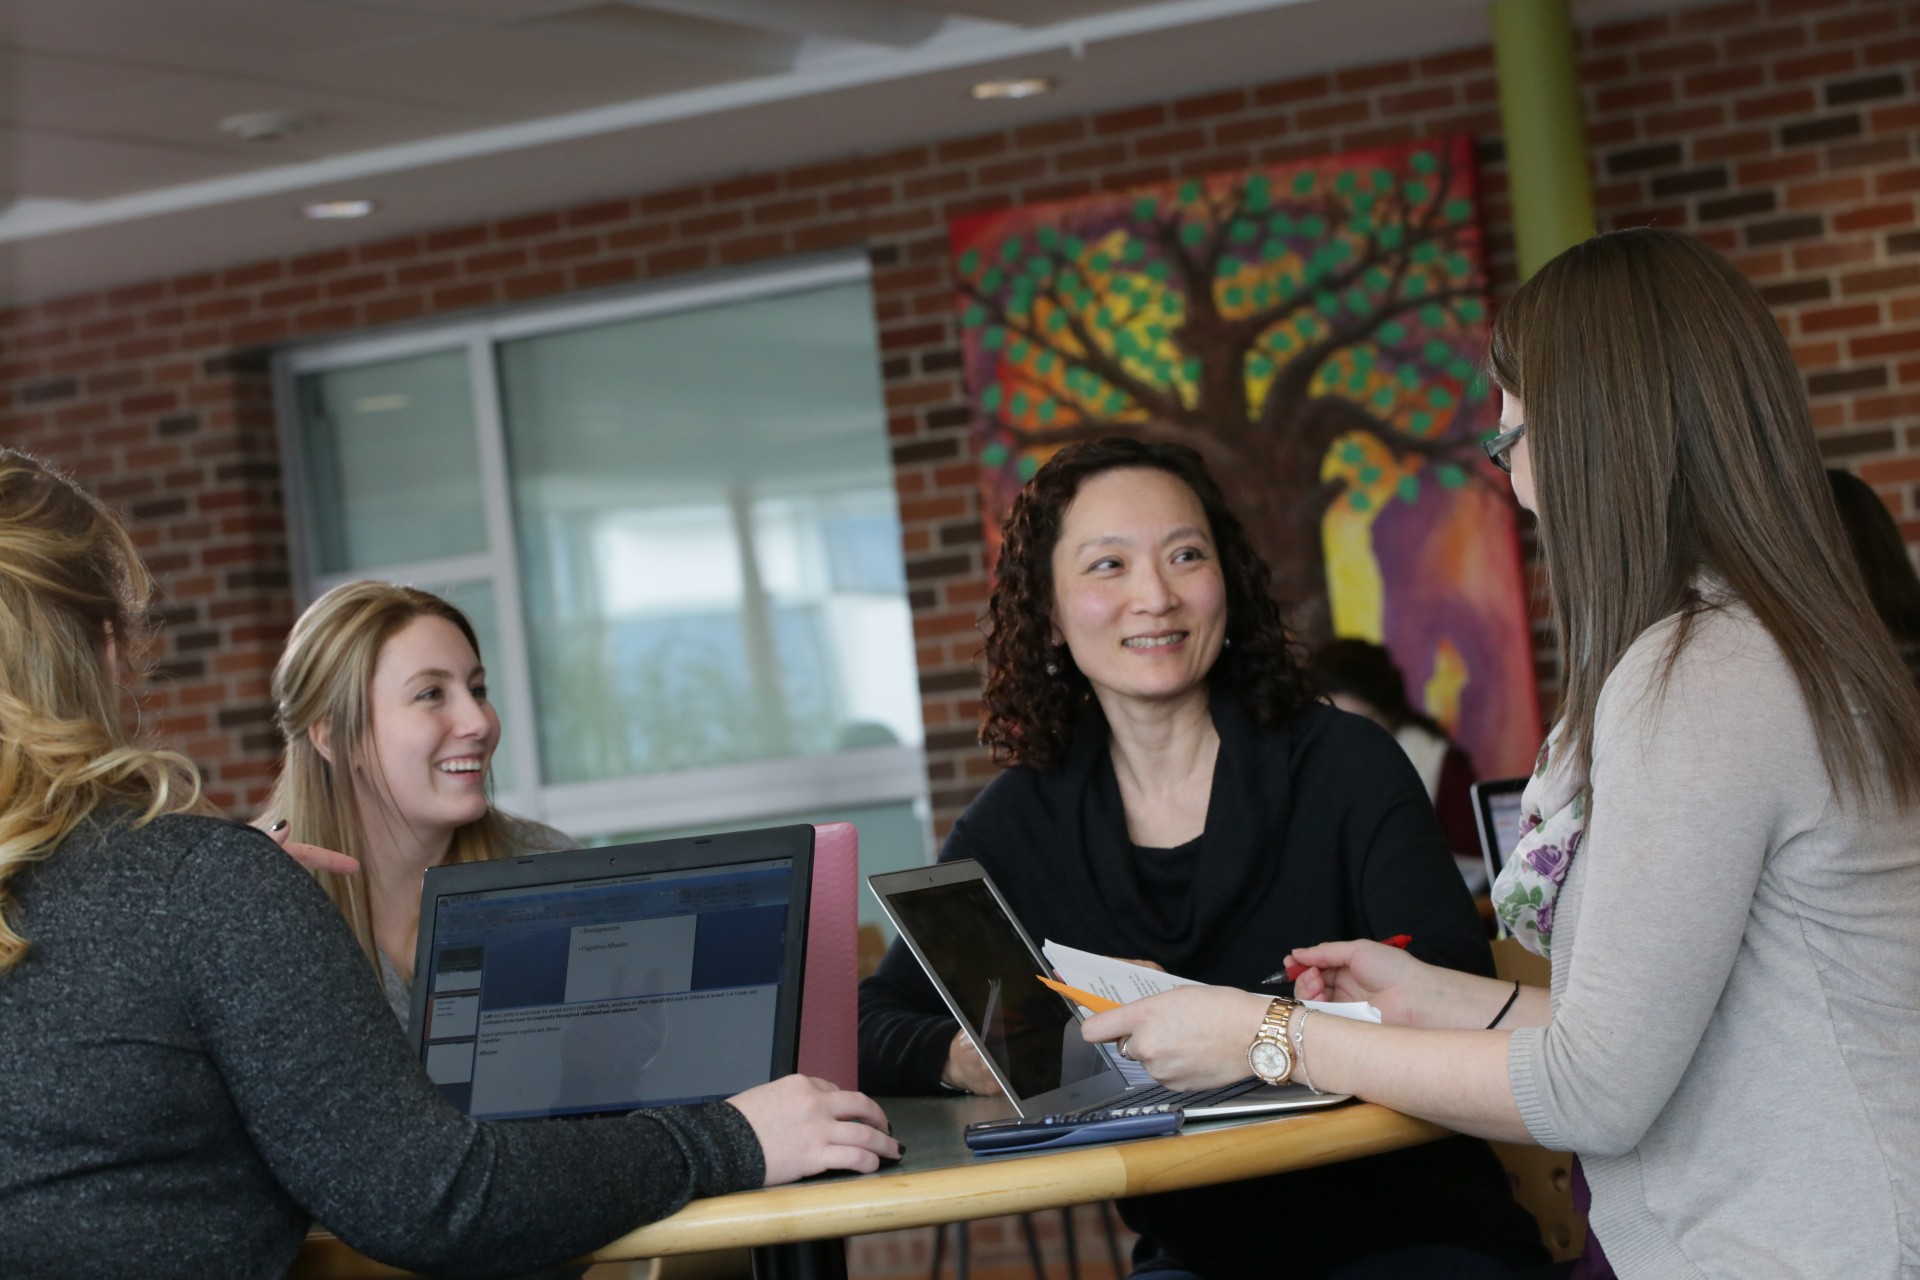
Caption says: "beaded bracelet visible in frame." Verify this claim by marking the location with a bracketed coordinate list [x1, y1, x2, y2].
[1486, 980, 1522, 1030]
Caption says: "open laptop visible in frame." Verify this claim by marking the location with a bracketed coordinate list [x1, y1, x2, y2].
[408, 826, 813, 1121]
[869, 860, 1346, 1120]
[1471, 776, 1529, 894]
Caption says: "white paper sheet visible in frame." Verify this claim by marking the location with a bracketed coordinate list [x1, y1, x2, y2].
[1040, 939, 1382, 1024]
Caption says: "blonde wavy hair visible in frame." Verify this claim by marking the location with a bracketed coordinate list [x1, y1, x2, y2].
[0, 450, 204, 974]
[262, 580, 513, 975]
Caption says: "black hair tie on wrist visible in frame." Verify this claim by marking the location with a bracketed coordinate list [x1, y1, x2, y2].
[1486, 980, 1522, 1030]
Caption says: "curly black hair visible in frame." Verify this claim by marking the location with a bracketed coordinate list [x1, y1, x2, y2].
[979, 437, 1312, 769]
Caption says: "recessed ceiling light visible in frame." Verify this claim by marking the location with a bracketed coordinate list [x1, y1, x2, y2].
[971, 76, 1056, 101]
[303, 199, 376, 221]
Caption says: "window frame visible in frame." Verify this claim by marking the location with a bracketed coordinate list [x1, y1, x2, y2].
[271, 253, 932, 845]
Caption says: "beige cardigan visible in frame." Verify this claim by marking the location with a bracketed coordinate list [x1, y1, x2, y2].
[1507, 600, 1920, 1278]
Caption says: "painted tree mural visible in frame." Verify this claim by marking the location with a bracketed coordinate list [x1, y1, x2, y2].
[952, 136, 1541, 776]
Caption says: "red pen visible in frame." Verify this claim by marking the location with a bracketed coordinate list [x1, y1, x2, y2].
[1269, 933, 1411, 984]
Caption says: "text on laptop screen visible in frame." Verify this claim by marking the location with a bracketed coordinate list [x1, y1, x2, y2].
[886, 878, 1111, 1100]
[419, 858, 794, 1120]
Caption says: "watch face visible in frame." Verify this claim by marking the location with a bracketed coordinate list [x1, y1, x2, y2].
[1249, 1039, 1291, 1084]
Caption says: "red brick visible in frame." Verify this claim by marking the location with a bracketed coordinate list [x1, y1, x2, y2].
[1297, 100, 1372, 132]
[935, 133, 1007, 164]
[1772, 49, 1857, 81]
[1727, 23, 1807, 58]
[1216, 114, 1291, 147]
[1733, 87, 1818, 121]
[1093, 104, 1166, 136]
[1695, 129, 1775, 161]
[565, 199, 632, 227]
[1173, 89, 1247, 121]
[979, 157, 1048, 186]
[1252, 73, 1330, 107]
[638, 186, 703, 216]
[1640, 41, 1718, 72]
[534, 235, 599, 263]
[1593, 14, 1671, 45]
[464, 247, 528, 275]
[289, 249, 350, 277]
[1851, 329, 1920, 359]
[1784, 174, 1867, 207]
[1013, 118, 1086, 149]
[1335, 60, 1412, 93]
[1681, 2, 1762, 31]
[496, 212, 560, 240]
[1599, 80, 1678, 112]
[1801, 301, 1882, 332]
[1647, 104, 1727, 135]
[1878, 167, 1920, 197]
[606, 223, 672, 251]
[1418, 46, 1493, 76]
[1736, 152, 1821, 183]
[221, 261, 283, 288]
[429, 283, 496, 311]
[1834, 201, 1915, 233]
[710, 173, 779, 203]
[1861, 35, 1920, 68]
[646, 245, 712, 276]
[717, 232, 786, 265]
[1839, 264, 1920, 296]
[1814, 9, 1904, 42]
[362, 296, 424, 327]
[1871, 101, 1920, 132]
[425, 225, 488, 252]
[1136, 128, 1207, 160]
[356, 235, 422, 264]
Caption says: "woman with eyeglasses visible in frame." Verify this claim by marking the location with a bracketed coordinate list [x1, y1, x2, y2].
[859, 437, 1546, 1279]
[0, 450, 899, 1279]
[1081, 228, 1920, 1278]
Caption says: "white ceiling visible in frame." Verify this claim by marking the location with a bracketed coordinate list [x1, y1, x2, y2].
[0, 0, 1696, 304]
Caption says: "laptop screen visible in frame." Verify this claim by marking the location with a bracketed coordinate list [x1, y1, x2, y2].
[880, 875, 1112, 1103]
[1473, 777, 1529, 878]
[418, 855, 798, 1121]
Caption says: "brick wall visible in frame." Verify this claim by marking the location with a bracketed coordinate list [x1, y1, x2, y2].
[1, 0, 1914, 842]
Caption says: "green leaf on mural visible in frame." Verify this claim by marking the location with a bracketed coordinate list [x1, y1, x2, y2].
[982, 442, 1009, 467]
[1359, 464, 1382, 484]
[1398, 474, 1422, 503]
[1019, 454, 1040, 481]
[1349, 490, 1373, 512]
[1133, 196, 1158, 221]
[962, 304, 986, 328]
[1293, 172, 1316, 195]
[1411, 149, 1439, 175]
[1438, 463, 1467, 489]
[982, 385, 1003, 411]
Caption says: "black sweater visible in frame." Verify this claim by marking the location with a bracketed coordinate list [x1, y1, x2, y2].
[860, 698, 1545, 1278]
[0, 812, 763, 1280]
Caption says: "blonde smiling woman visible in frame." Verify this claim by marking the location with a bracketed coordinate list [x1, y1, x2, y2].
[0, 450, 897, 1279]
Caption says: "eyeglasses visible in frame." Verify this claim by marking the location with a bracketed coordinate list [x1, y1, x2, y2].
[1483, 422, 1526, 474]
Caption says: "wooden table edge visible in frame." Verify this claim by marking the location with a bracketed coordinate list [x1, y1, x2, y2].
[294, 1104, 1448, 1278]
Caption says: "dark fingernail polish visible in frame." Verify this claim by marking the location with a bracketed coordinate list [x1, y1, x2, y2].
[268, 819, 288, 833]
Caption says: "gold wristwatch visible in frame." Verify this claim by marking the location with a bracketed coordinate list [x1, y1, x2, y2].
[1247, 996, 1300, 1086]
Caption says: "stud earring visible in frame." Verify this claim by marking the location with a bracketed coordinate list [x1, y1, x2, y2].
[1044, 660, 1060, 676]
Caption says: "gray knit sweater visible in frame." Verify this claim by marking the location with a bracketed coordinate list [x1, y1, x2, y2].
[1507, 601, 1920, 1278]
[0, 812, 764, 1279]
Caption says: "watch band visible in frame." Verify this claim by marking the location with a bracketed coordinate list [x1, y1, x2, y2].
[1247, 996, 1298, 1086]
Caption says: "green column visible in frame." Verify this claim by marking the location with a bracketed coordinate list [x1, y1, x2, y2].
[1490, 0, 1595, 280]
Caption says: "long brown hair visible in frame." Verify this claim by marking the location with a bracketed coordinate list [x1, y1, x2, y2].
[980, 437, 1310, 769]
[262, 580, 513, 974]
[1490, 228, 1920, 805]
[0, 451, 204, 974]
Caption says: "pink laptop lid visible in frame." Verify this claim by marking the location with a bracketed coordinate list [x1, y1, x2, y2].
[797, 822, 858, 1087]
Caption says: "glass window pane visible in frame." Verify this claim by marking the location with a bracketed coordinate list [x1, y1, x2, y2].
[601, 799, 931, 941]
[498, 280, 923, 785]
[296, 350, 488, 573]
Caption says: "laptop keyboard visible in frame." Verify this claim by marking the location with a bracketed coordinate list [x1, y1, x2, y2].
[1059, 1079, 1258, 1121]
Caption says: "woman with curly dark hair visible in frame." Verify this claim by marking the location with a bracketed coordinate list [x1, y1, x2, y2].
[859, 438, 1543, 1280]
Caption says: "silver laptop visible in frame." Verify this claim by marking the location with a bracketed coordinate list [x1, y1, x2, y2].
[868, 859, 1347, 1120]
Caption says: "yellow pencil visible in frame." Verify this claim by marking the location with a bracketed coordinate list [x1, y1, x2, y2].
[1036, 974, 1122, 1012]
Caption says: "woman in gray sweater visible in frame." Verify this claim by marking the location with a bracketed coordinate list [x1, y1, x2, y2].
[1079, 229, 1920, 1278]
[0, 449, 899, 1279]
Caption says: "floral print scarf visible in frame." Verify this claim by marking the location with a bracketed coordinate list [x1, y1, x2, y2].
[1492, 725, 1590, 958]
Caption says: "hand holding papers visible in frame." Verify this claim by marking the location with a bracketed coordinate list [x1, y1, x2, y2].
[1040, 941, 1382, 1024]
